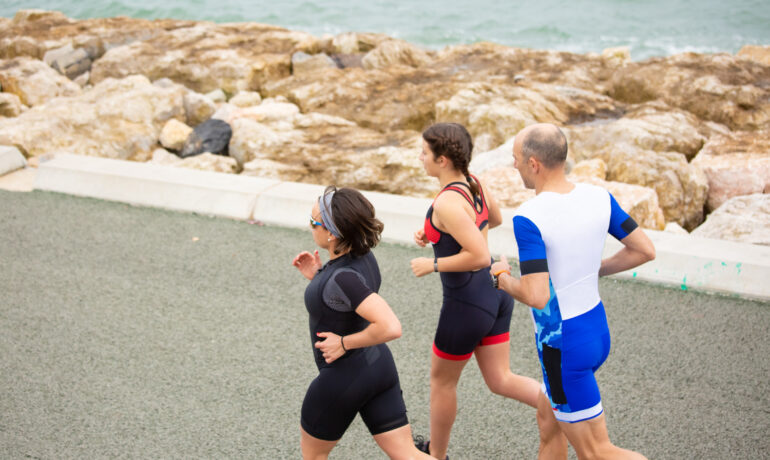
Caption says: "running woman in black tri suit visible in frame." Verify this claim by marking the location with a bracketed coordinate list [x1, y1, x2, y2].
[292, 185, 435, 460]
[410, 123, 540, 460]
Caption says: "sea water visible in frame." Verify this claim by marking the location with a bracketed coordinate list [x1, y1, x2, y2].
[1, 0, 768, 60]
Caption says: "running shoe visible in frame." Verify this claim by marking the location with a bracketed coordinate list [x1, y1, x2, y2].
[413, 435, 449, 460]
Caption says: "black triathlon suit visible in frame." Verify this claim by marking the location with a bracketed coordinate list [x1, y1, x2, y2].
[424, 176, 515, 360]
[301, 251, 409, 441]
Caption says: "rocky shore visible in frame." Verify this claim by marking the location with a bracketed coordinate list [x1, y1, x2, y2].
[0, 10, 768, 244]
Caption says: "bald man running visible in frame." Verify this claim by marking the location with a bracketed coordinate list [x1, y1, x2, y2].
[491, 123, 655, 460]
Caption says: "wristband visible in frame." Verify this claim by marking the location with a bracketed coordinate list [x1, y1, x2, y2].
[492, 269, 510, 289]
[340, 336, 347, 352]
[434, 257, 438, 273]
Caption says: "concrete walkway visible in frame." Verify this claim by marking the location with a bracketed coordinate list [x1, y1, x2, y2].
[1, 190, 768, 459]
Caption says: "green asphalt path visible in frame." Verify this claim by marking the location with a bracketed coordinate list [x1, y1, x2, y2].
[1, 190, 768, 459]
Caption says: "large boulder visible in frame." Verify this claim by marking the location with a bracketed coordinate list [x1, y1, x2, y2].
[690, 130, 770, 212]
[565, 112, 710, 230]
[361, 39, 433, 69]
[691, 194, 770, 246]
[0, 75, 185, 159]
[737, 45, 770, 66]
[90, 22, 319, 94]
[0, 10, 192, 61]
[608, 52, 770, 131]
[227, 98, 433, 196]
[566, 102, 707, 161]
[0, 57, 81, 106]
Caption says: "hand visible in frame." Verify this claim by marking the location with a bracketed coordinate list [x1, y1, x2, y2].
[314, 332, 346, 363]
[410, 257, 434, 277]
[292, 250, 322, 280]
[490, 254, 512, 277]
[414, 228, 429, 247]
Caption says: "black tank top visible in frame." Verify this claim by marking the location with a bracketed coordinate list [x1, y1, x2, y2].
[304, 251, 381, 369]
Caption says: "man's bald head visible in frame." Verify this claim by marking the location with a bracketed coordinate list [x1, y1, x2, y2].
[517, 123, 568, 169]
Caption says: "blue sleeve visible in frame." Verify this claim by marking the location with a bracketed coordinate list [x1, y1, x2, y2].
[513, 215, 548, 275]
[607, 193, 638, 241]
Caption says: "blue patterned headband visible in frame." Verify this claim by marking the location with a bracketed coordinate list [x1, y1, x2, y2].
[318, 191, 342, 238]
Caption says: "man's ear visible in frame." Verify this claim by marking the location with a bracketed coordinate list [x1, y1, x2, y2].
[528, 155, 539, 173]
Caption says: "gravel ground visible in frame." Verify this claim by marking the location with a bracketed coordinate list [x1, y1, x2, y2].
[1, 190, 768, 459]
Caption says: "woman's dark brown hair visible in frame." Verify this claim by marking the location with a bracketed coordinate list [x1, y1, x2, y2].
[323, 185, 384, 256]
[422, 122, 479, 197]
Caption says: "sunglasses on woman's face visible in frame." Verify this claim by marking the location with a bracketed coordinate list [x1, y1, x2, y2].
[310, 216, 324, 229]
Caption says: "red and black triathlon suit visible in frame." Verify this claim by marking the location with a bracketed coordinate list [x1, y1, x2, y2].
[424, 175, 514, 360]
[301, 251, 409, 441]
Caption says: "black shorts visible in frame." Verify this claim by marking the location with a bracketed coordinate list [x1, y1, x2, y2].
[301, 344, 409, 441]
[433, 281, 514, 361]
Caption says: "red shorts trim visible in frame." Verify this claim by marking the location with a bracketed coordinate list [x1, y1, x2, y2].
[432, 343, 473, 361]
[479, 332, 510, 346]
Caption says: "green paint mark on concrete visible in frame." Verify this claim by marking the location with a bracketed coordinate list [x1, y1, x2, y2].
[736, 263, 742, 274]
[721, 261, 727, 267]
[633, 272, 637, 278]
[704, 262, 713, 270]
[681, 275, 688, 291]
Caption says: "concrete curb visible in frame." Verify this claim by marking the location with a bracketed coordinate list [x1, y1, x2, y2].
[34, 154, 770, 301]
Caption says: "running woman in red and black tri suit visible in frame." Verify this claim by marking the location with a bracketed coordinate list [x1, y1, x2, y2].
[410, 123, 541, 460]
[292, 186, 434, 460]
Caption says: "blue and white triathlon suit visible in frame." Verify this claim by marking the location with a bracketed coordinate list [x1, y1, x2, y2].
[513, 183, 638, 423]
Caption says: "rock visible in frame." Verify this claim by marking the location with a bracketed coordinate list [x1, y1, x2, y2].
[664, 222, 689, 235]
[159, 119, 193, 151]
[149, 148, 181, 166]
[737, 45, 770, 66]
[242, 157, 307, 181]
[0, 56, 81, 106]
[43, 43, 91, 79]
[89, 22, 317, 94]
[0, 74, 186, 159]
[602, 146, 708, 230]
[690, 130, 770, 212]
[608, 53, 770, 131]
[73, 71, 90, 88]
[361, 39, 433, 69]
[470, 138, 515, 175]
[180, 118, 232, 158]
[12, 9, 70, 25]
[691, 194, 770, 246]
[229, 91, 262, 108]
[566, 102, 706, 161]
[228, 102, 432, 196]
[0, 145, 27, 176]
[292, 52, 338, 77]
[328, 32, 390, 54]
[150, 148, 238, 173]
[205, 88, 227, 103]
[436, 83, 562, 148]
[570, 158, 607, 179]
[330, 53, 364, 69]
[184, 91, 217, 126]
[0, 92, 23, 117]
[601, 46, 630, 67]
[478, 167, 535, 210]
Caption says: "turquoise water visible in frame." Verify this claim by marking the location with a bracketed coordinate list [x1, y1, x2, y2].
[2, 0, 768, 60]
